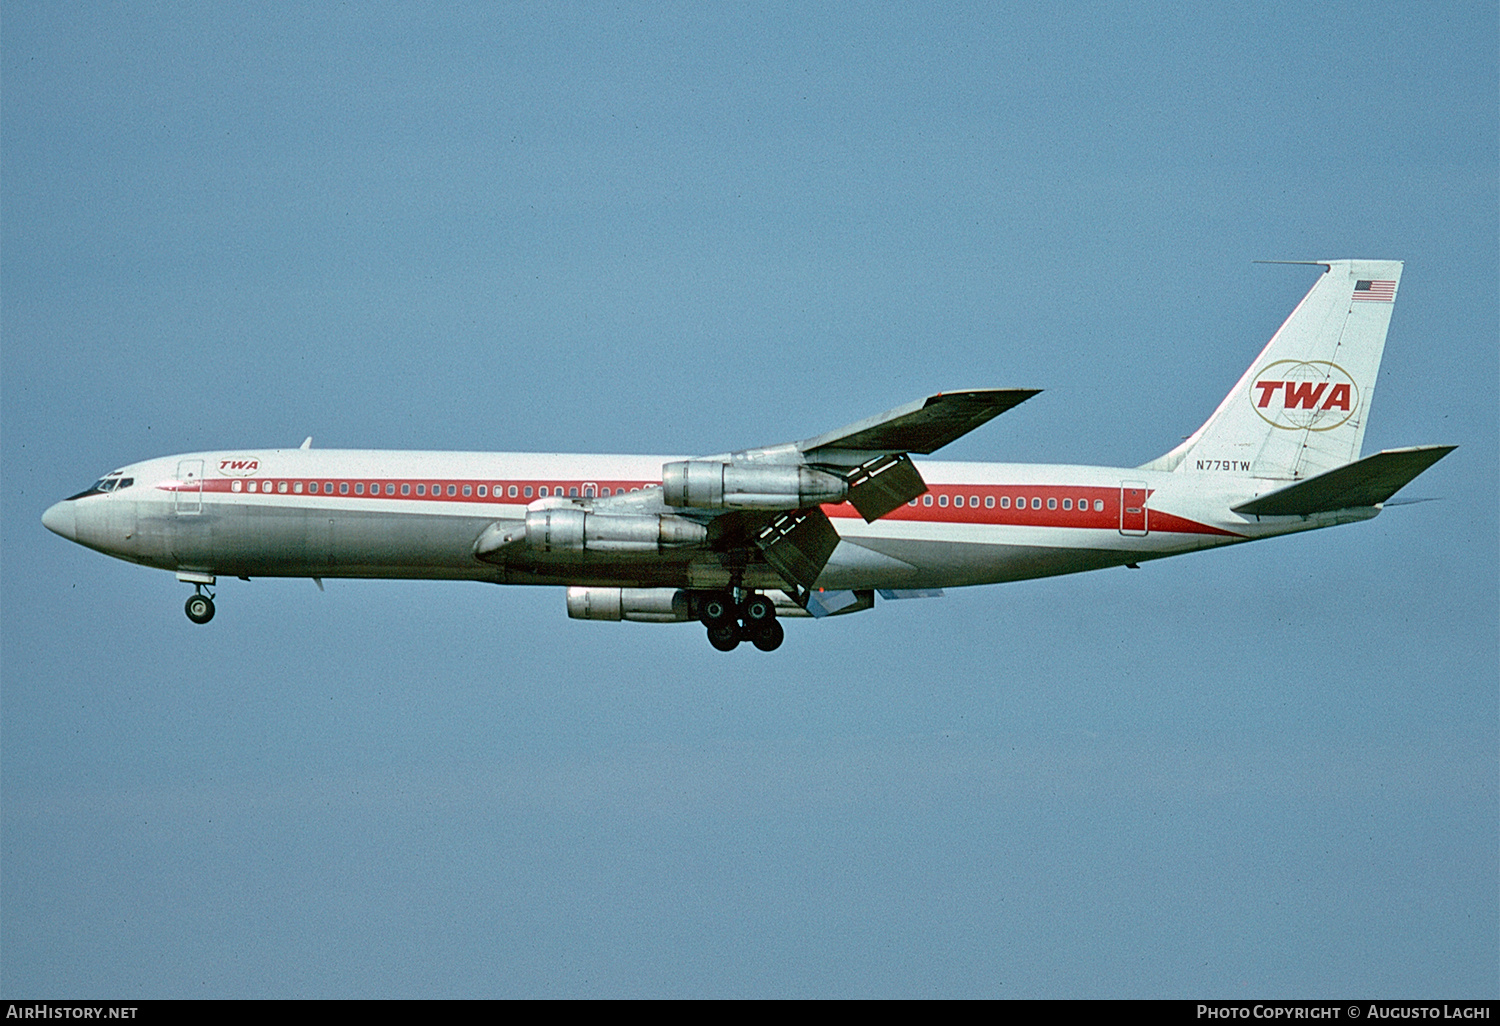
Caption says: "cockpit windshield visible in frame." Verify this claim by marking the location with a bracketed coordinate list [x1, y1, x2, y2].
[66, 474, 134, 500]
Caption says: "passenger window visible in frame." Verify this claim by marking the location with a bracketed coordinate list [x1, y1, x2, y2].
[985, 496, 994, 508]
[569, 487, 578, 498]
[938, 495, 949, 507]
[402, 483, 411, 496]
[279, 481, 289, 494]
[309, 482, 319, 494]
[1047, 498, 1056, 510]
[1031, 498, 1041, 509]
[477, 485, 486, 497]
[525, 486, 534, 497]
[923, 494, 933, 506]
[539, 487, 549, 497]
[294, 482, 303, 493]
[447, 485, 456, 496]
[355, 483, 364, 495]
[340, 482, 349, 495]
[509, 486, 519, 498]
[1094, 499, 1104, 512]
[247, 481, 258, 493]
[1000, 496, 1010, 508]
[463, 485, 472, 497]
[416, 484, 425, 496]
[1063, 498, 1072, 510]
[908, 499, 918, 507]
[584, 486, 595, 498]
[232, 481, 242, 492]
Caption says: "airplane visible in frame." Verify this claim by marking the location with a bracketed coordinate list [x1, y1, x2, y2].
[42, 259, 1454, 652]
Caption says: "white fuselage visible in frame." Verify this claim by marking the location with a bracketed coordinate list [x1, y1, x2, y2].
[43, 447, 1370, 593]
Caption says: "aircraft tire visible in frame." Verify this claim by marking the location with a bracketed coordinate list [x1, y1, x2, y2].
[740, 593, 775, 623]
[184, 594, 215, 625]
[707, 622, 740, 651]
[700, 593, 735, 626]
[750, 619, 784, 652]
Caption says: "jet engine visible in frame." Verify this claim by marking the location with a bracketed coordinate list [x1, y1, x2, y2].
[661, 461, 847, 511]
[566, 587, 693, 623]
[475, 509, 707, 559]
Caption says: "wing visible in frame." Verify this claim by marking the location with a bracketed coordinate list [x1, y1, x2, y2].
[684, 388, 1038, 591]
[796, 388, 1041, 458]
[479, 388, 1040, 600]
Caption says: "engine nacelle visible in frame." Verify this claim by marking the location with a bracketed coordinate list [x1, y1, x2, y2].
[661, 461, 847, 511]
[475, 510, 706, 559]
[567, 587, 693, 623]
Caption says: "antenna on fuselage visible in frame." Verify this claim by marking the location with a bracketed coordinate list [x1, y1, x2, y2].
[300, 437, 312, 449]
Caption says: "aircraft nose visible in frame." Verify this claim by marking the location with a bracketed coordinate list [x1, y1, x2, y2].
[42, 500, 77, 541]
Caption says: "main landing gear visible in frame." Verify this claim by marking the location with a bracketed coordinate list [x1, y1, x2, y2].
[701, 591, 783, 653]
[184, 584, 215, 624]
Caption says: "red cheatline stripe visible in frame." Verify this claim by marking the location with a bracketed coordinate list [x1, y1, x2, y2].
[176, 478, 654, 502]
[168, 478, 1240, 537]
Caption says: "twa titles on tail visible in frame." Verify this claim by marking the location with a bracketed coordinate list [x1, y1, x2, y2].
[42, 260, 1454, 652]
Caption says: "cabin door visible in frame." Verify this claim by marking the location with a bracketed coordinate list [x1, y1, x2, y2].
[1119, 481, 1148, 536]
[175, 460, 204, 514]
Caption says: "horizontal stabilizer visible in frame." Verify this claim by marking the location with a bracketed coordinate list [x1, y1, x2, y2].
[1232, 446, 1456, 516]
[800, 389, 1039, 457]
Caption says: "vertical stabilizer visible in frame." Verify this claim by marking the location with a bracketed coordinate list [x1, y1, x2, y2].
[1143, 260, 1403, 480]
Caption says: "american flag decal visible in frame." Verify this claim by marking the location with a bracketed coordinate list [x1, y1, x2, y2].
[1352, 279, 1396, 302]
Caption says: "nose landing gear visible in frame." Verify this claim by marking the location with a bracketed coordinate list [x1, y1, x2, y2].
[701, 590, 783, 652]
[184, 584, 215, 624]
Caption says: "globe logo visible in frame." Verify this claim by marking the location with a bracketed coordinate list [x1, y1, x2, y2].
[1248, 360, 1359, 432]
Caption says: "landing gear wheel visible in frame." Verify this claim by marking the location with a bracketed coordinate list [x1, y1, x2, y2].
[700, 593, 736, 626]
[184, 594, 215, 624]
[750, 618, 784, 652]
[740, 593, 775, 624]
[707, 622, 741, 652]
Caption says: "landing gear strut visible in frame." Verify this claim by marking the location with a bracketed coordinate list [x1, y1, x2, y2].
[701, 590, 783, 652]
[184, 584, 215, 625]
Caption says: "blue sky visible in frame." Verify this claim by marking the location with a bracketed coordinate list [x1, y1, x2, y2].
[3, 2, 1495, 997]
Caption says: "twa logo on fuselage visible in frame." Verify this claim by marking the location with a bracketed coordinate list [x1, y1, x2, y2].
[1249, 360, 1359, 432]
[217, 458, 261, 476]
